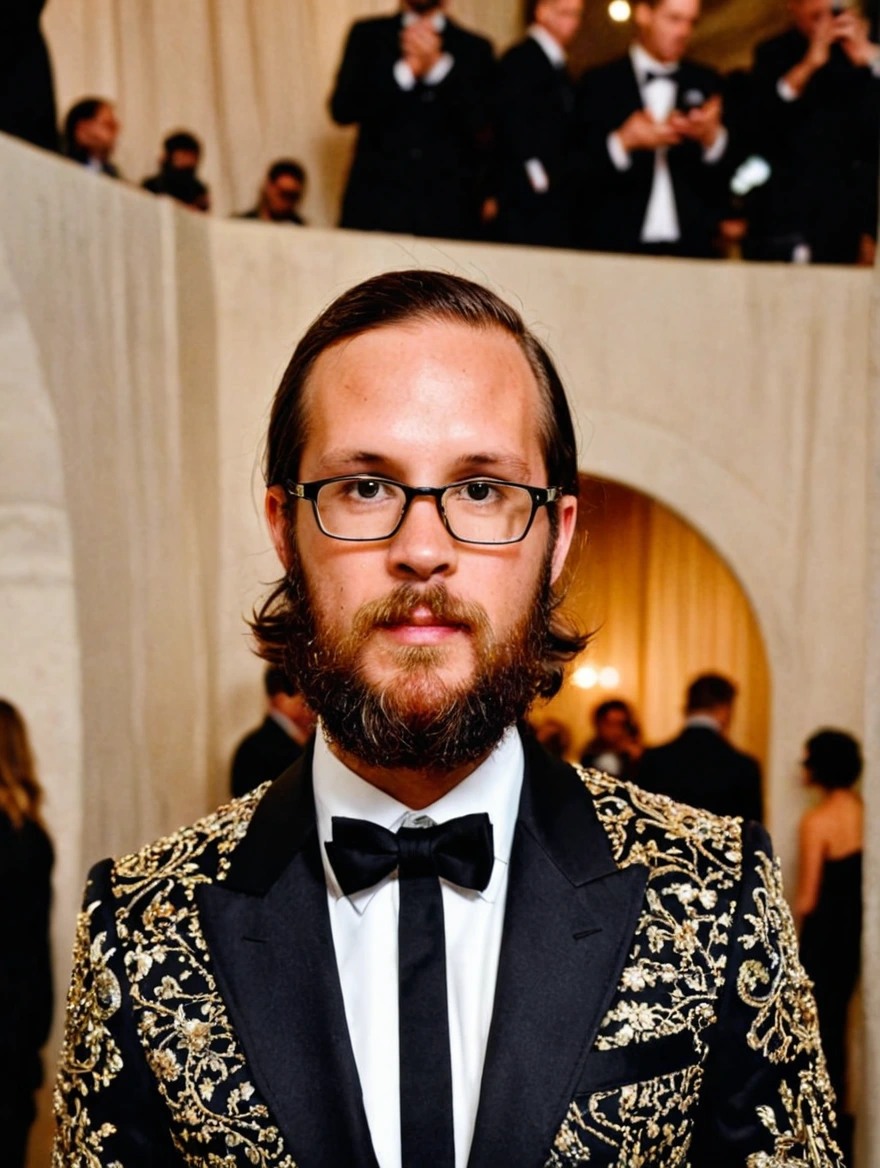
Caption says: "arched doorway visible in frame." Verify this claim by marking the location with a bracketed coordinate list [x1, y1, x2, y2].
[535, 476, 771, 769]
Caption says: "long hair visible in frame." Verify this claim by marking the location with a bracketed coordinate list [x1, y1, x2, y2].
[0, 700, 45, 830]
[250, 269, 588, 699]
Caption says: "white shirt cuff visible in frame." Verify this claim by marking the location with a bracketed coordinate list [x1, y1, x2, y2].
[394, 59, 416, 90]
[777, 77, 798, 102]
[702, 125, 729, 164]
[424, 52, 454, 86]
[524, 159, 550, 192]
[607, 132, 632, 172]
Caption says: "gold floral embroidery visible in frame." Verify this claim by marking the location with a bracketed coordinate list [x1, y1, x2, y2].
[748, 1070, 844, 1167]
[577, 769, 740, 1053]
[52, 901, 125, 1166]
[548, 1064, 704, 1167]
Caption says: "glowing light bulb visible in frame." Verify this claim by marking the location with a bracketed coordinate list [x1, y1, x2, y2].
[608, 0, 632, 21]
[572, 666, 599, 689]
[599, 666, 620, 689]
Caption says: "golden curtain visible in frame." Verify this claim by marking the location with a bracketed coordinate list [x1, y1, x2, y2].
[540, 478, 770, 767]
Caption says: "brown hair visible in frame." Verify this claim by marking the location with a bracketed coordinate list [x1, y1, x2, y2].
[251, 269, 587, 698]
[0, 700, 45, 830]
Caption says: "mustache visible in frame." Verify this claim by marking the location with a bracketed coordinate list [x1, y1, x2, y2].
[349, 583, 492, 643]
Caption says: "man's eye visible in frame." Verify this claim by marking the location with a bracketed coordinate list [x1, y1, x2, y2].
[353, 480, 381, 499]
[463, 482, 495, 502]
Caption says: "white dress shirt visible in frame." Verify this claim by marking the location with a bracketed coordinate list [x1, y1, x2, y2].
[607, 44, 728, 243]
[394, 11, 454, 90]
[314, 725, 524, 1168]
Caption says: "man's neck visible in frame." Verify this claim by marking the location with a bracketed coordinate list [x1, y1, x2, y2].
[328, 740, 494, 810]
[632, 40, 680, 69]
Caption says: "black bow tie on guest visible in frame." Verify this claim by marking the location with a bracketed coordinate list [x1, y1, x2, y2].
[326, 813, 495, 1168]
[643, 68, 678, 84]
[326, 812, 495, 895]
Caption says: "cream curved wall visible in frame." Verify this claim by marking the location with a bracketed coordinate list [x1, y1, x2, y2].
[0, 134, 874, 1161]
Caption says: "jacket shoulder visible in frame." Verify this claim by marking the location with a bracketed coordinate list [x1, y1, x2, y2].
[577, 765, 744, 875]
[579, 55, 631, 89]
[108, 786, 268, 907]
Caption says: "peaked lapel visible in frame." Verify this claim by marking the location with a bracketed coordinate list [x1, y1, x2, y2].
[197, 748, 379, 1168]
[467, 737, 648, 1168]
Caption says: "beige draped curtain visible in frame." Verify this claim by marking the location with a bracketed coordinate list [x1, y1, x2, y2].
[540, 479, 770, 766]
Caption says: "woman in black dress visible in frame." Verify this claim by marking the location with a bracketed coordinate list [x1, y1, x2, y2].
[796, 728, 863, 1159]
[0, 699, 54, 1168]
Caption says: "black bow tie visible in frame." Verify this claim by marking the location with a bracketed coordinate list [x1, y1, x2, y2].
[325, 812, 495, 896]
[643, 69, 678, 84]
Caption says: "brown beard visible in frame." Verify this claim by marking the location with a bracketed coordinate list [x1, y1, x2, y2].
[280, 548, 554, 772]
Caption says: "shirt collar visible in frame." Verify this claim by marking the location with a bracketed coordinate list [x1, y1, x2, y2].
[685, 713, 723, 733]
[528, 23, 567, 68]
[401, 9, 446, 31]
[631, 42, 679, 83]
[314, 724, 523, 914]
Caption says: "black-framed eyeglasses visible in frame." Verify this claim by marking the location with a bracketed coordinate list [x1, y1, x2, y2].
[286, 475, 562, 545]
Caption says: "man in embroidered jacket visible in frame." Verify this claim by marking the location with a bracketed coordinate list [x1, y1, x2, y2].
[53, 271, 843, 1168]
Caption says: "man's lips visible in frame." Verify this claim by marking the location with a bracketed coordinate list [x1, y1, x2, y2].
[378, 607, 469, 644]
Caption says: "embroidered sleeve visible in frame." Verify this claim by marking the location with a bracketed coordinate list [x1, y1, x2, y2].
[52, 859, 176, 1166]
[689, 822, 844, 1166]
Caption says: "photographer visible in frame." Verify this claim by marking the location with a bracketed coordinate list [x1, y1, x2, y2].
[746, 0, 880, 263]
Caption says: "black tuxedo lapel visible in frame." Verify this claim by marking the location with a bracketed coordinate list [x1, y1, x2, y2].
[197, 750, 379, 1168]
[467, 738, 648, 1168]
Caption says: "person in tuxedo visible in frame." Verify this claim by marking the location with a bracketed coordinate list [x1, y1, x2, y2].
[745, 0, 880, 265]
[0, 0, 58, 153]
[230, 666, 316, 798]
[493, 0, 583, 247]
[638, 673, 764, 822]
[54, 271, 840, 1166]
[142, 131, 203, 196]
[0, 700, 54, 1168]
[329, 2, 495, 239]
[576, 0, 731, 257]
[238, 159, 308, 224]
[579, 697, 642, 782]
[63, 97, 121, 178]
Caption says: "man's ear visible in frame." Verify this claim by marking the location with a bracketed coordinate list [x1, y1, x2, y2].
[265, 486, 292, 571]
[550, 495, 578, 585]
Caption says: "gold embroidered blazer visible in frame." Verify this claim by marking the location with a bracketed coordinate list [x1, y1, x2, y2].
[53, 735, 843, 1167]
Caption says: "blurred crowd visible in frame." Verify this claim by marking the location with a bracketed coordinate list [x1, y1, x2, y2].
[3, 0, 879, 263]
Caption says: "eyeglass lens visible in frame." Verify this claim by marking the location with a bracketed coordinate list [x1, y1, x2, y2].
[314, 479, 535, 543]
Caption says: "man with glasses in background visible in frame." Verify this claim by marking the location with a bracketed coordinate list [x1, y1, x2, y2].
[54, 270, 842, 1167]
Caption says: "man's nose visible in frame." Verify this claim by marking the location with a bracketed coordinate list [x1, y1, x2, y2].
[387, 495, 457, 581]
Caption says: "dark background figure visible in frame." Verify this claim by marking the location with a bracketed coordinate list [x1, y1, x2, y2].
[796, 728, 863, 1161]
[579, 698, 642, 781]
[746, 0, 880, 265]
[329, 1, 495, 240]
[230, 667, 316, 798]
[532, 717, 573, 759]
[0, 699, 54, 1168]
[0, 0, 58, 153]
[143, 130, 204, 198]
[638, 673, 764, 821]
[63, 97, 121, 177]
[493, 0, 583, 248]
[576, 0, 731, 257]
[239, 159, 308, 224]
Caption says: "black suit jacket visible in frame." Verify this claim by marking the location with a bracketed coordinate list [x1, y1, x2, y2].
[329, 14, 495, 239]
[493, 36, 576, 247]
[54, 734, 840, 1164]
[576, 55, 729, 256]
[0, 0, 58, 152]
[230, 715, 304, 798]
[638, 724, 764, 823]
[746, 28, 880, 263]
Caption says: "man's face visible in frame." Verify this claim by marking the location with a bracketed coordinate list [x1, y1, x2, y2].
[789, 0, 833, 36]
[168, 148, 200, 172]
[76, 104, 120, 157]
[266, 320, 577, 770]
[597, 709, 630, 750]
[266, 175, 303, 218]
[535, 0, 584, 48]
[635, 0, 701, 63]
